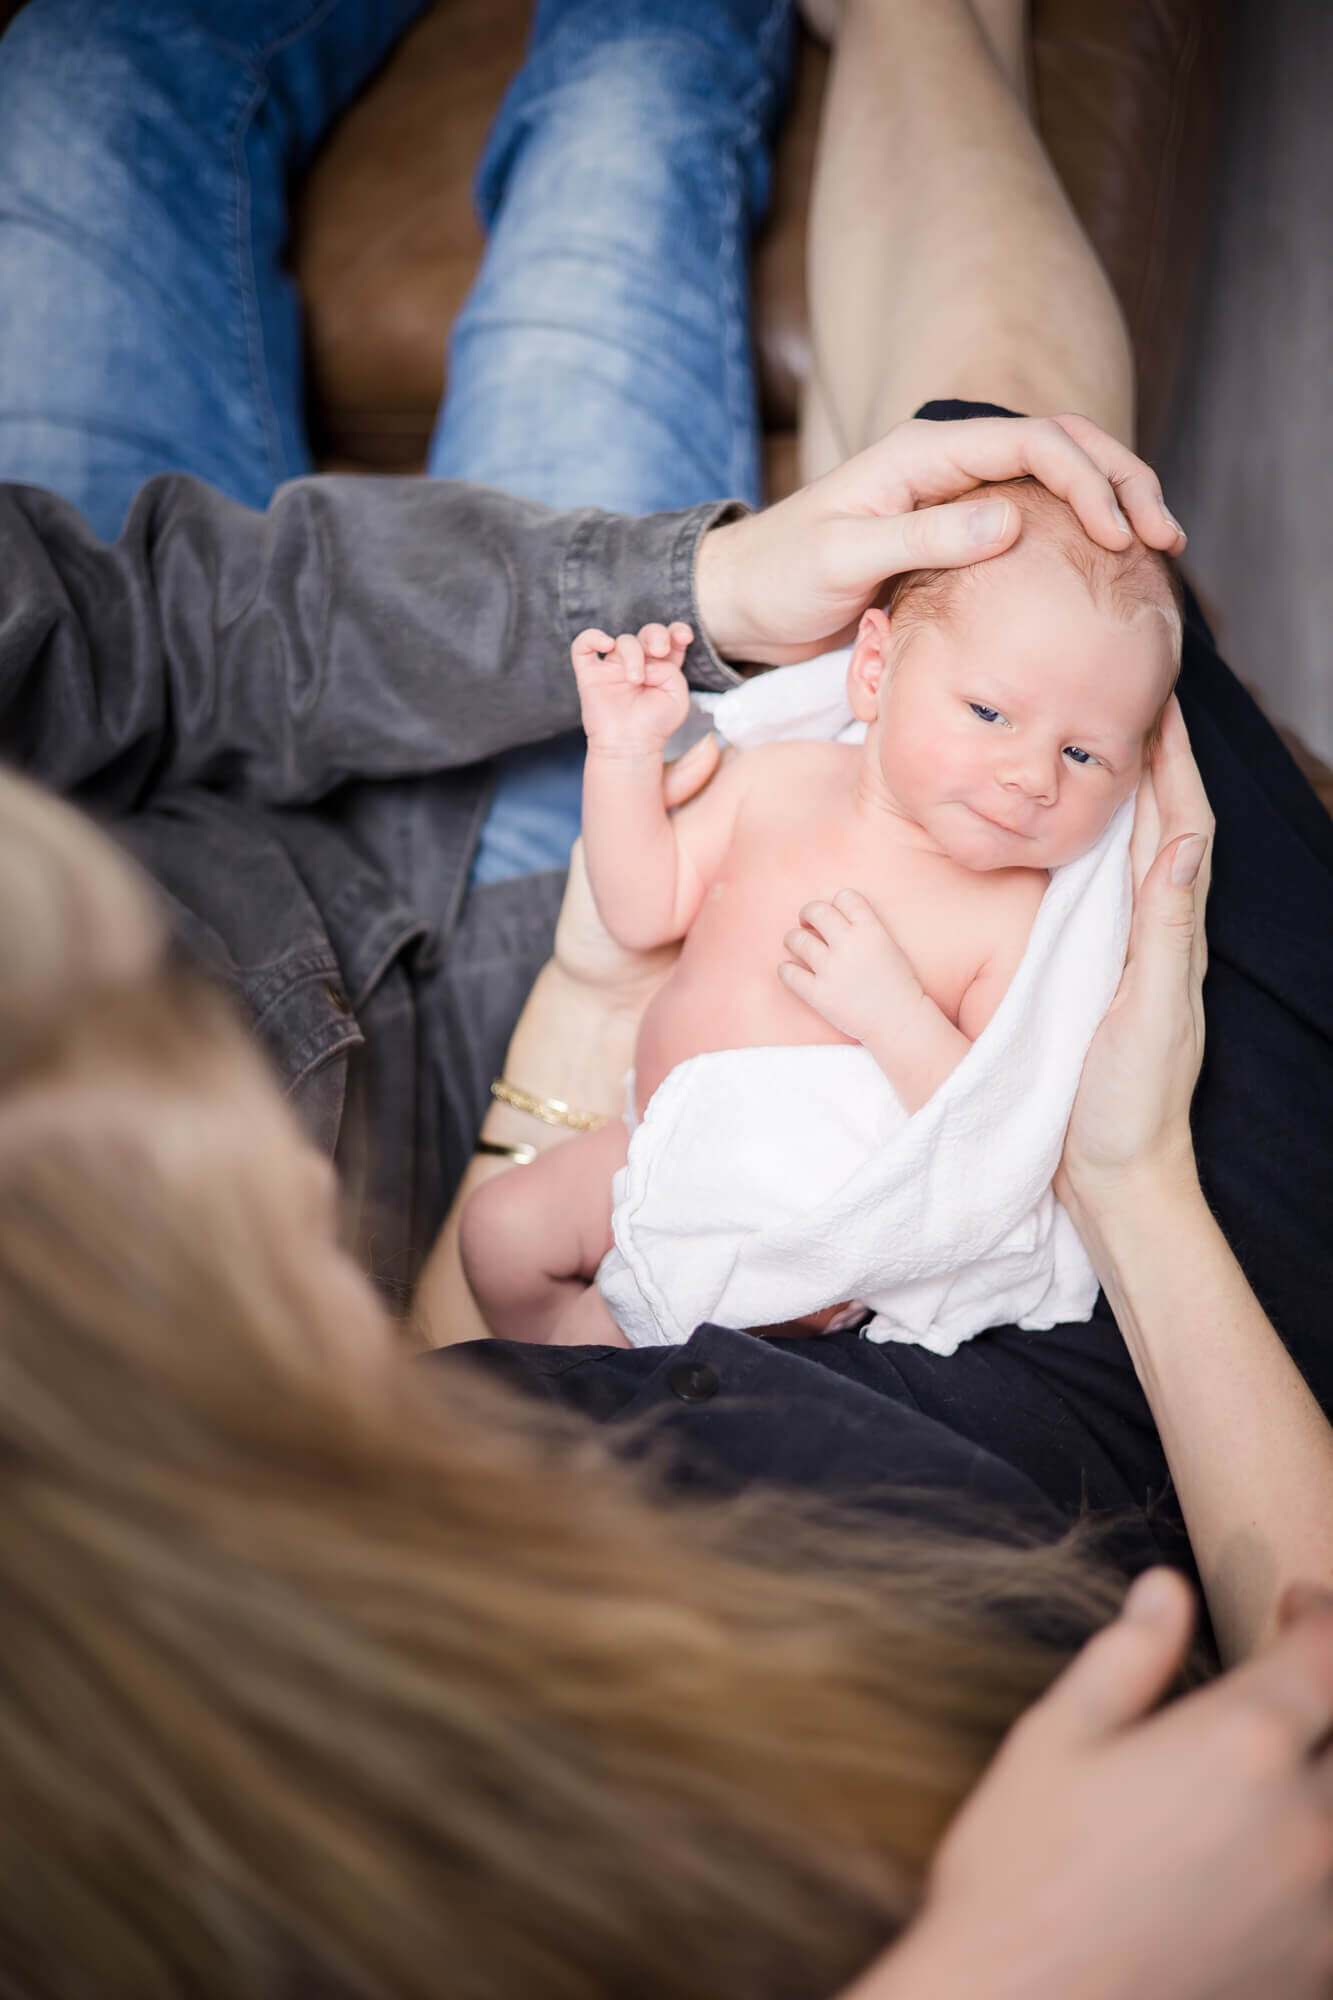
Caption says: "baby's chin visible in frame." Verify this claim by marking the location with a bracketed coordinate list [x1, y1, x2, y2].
[937, 807, 1114, 874]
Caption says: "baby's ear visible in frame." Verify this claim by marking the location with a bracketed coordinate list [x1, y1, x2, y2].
[846, 606, 891, 723]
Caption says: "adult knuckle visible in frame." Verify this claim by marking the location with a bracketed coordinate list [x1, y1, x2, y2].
[1028, 415, 1069, 458]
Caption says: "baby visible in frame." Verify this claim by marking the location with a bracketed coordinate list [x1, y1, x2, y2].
[461, 480, 1182, 1346]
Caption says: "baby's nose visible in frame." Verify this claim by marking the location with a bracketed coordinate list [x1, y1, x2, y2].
[999, 749, 1059, 804]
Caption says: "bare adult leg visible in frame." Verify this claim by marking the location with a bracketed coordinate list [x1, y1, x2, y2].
[799, 0, 1133, 481]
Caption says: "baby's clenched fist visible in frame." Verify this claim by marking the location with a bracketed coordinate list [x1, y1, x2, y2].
[571, 621, 694, 754]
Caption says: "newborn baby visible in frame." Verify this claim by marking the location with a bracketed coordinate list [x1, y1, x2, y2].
[461, 480, 1182, 1347]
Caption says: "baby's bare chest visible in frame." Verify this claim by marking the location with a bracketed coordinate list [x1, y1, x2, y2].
[686, 785, 997, 1015]
[634, 752, 1038, 1105]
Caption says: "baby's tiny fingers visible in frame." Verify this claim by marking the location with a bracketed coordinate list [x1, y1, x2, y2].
[831, 887, 874, 922]
[639, 622, 672, 657]
[572, 627, 616, 663]
[798, 899, 846, 941]
[783, 926, 821, 968]
[669, 621, 694, 650]
[616, 632, 646, 685]
[643, 648, 687, 690]
[778, 959, 814, 999]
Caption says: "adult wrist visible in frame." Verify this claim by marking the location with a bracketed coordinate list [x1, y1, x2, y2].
[693, 514, 751, 664]
[1059, 1159, 1212, 1310]
[1061, 1149, 1204, 1237]
[496, 959, 643, 1130]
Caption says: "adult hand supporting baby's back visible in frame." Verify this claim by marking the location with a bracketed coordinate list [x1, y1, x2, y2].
[694, 412, 1188, 669]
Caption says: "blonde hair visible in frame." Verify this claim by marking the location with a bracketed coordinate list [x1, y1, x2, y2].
[0, 769, 1162, 2000]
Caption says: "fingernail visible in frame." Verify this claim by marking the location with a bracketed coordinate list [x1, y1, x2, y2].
[1171, 835, 1207, 887]
[1162, 503, 1186, 540]
[966, 500, 1013, 546]
[1123, 1569, 1180, 1622]
[1110, 500, 1131, 535]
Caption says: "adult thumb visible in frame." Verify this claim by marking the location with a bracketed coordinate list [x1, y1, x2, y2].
[1029, 1569, 1197, 1747]
[1168, 833, 1208, 890]
[1132, 833, 1208, 977]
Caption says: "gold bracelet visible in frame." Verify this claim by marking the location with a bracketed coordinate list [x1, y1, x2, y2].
[489, 1077, 608, 1131]
[474, 1136, 538, 1166]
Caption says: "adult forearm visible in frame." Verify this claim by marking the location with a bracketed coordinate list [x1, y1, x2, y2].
[0, 475, 739, 814]
[1066, 1174, 1333, 1663]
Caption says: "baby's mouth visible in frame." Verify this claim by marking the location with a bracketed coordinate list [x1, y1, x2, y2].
[970, 805, 1031, 837]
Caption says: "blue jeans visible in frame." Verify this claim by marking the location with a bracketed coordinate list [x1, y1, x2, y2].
[0, 0, 793, 881]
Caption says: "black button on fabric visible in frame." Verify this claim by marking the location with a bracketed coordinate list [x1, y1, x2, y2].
[666, 1361, 719, 1403]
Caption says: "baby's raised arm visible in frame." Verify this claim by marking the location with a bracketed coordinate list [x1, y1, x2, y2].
[572, 623, 743, 951]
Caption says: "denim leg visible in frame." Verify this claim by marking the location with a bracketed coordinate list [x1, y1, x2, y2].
[0, 0, 425, 540]
[430, 0, 795, 884]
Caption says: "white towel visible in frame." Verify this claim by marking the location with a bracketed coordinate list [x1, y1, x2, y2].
[596, 650, 1133, 1355]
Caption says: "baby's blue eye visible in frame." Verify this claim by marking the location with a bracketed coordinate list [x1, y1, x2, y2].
[1063, 745, 1093, 766]
[969, 703, 1001, 724]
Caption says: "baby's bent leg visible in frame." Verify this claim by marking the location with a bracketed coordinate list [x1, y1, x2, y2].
[458, 1120, 631, 1345]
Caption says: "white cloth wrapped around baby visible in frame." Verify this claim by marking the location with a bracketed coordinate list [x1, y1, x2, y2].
[595, 648, 1135, 1357]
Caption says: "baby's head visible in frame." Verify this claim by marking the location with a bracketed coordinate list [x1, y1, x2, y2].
[847, 479, 1183, 871]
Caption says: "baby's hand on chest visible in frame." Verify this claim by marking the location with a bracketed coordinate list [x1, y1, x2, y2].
[779, 888, 932, 1043]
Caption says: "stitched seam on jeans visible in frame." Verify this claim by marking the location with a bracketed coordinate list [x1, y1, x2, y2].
[227, 74, 291, 487]
[720, 0, 793, 506]
[224, 0, 345, 489]
[715, 144, 759, 507]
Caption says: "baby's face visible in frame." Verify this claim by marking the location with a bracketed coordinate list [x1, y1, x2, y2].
[859, 550, 1176, 872]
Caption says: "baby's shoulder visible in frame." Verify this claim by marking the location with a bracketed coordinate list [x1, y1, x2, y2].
[971, 862, 1049, 954]
[730, 737, 855, 798]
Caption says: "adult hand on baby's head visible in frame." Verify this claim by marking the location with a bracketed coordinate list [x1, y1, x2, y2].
[695, 413, 1187, 668]
[1055, 698, 1213, 1213]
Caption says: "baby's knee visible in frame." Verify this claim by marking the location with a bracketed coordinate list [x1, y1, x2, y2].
[458, 1170, 535, 1294]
